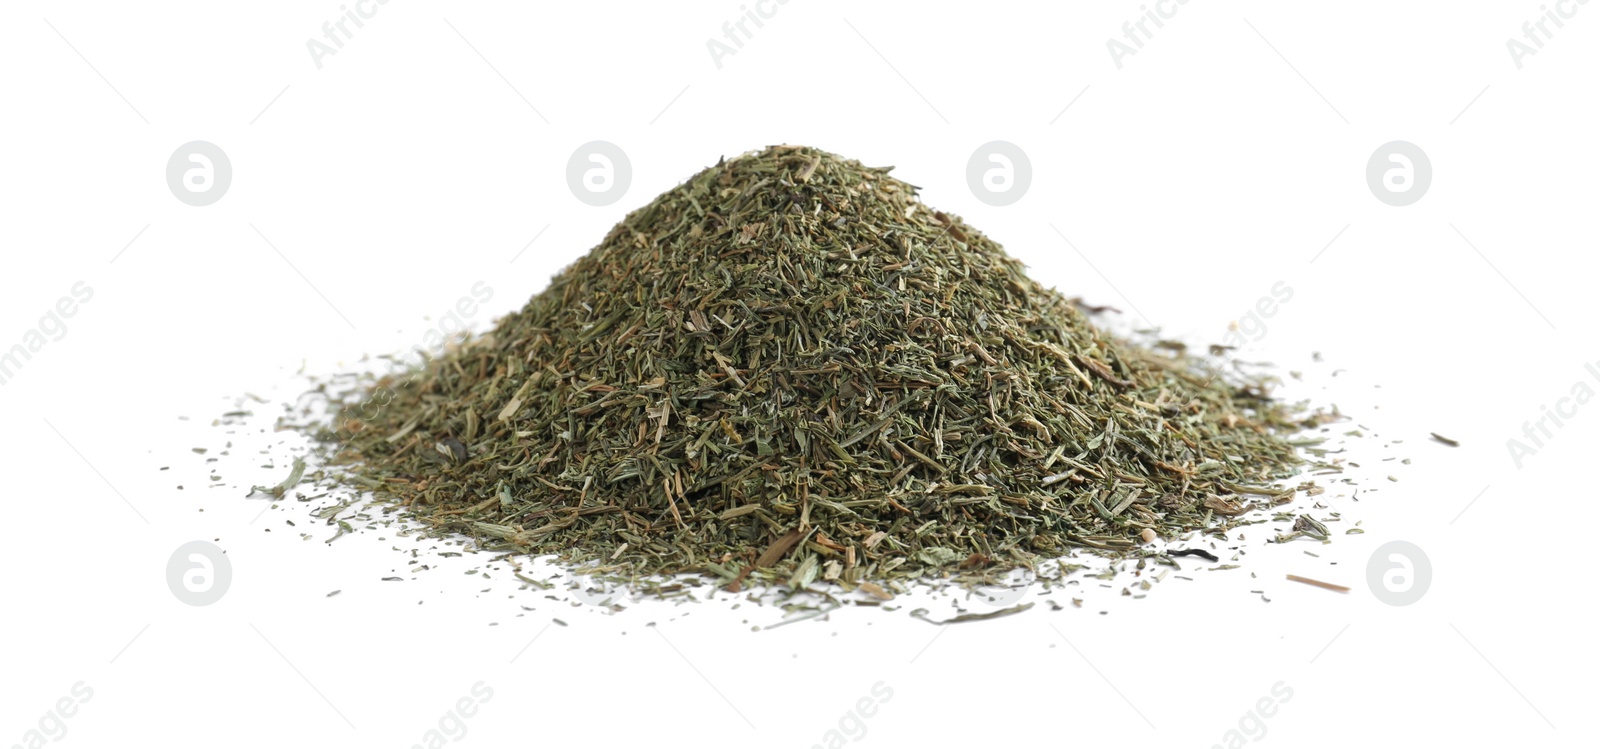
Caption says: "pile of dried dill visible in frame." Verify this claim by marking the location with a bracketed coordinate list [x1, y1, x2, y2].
[314, 145, 1310, 590]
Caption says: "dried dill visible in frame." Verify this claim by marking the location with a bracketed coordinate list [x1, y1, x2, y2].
[308, 145, 1312, 590]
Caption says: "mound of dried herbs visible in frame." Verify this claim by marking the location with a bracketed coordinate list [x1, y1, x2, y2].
[317, 145, 1310, 590]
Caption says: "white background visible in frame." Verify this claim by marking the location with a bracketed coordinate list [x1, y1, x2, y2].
[2, 1, 1596, 747]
